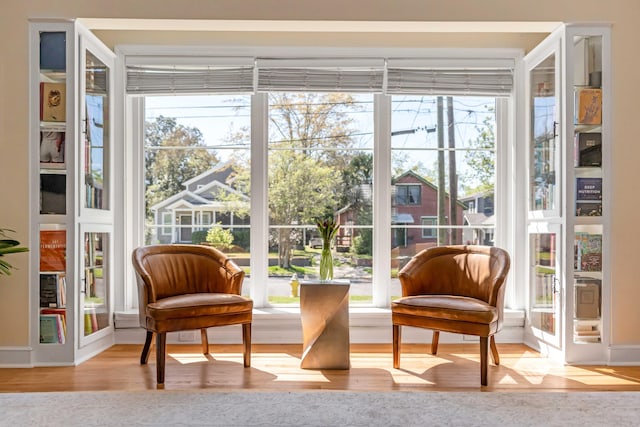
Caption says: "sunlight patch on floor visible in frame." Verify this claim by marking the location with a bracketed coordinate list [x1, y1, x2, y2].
[389, 372, 434, 385]
[273, 373, 332, 383]
[169, 353, 210, 364]
[561, 366, 640, 386]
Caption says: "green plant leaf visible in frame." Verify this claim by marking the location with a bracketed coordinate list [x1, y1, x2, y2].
[0, 260, 13, 275]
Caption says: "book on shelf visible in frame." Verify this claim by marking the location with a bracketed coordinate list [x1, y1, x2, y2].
[574, 329, 601, 337]
[576, 177, 602, 200]
[575, 177, 602, 216]
[40, 82, 66, 122]
[533, 271, 554, 308]
[575, 277, 601, 319]
[39, 272, 66, 308]
[40, 308, 67, 339]
[39, 229, 66, 271]
[574, 87, 602, 125]
[40, 173, 66, 214]
[39, 313, 65, 344]
[40, 32, 66, 71]
[574, 232, 602, 272]
[40, 131, 65, 167]
[574, 132, 602, 167]
[84, 309, 99, 335]
[574, 322, 601, 340]
[575, 201, 602, 217]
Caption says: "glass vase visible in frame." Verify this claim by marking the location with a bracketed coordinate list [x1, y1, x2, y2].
[319, 243, 334, 281]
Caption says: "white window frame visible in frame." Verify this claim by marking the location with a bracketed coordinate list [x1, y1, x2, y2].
[421, 216, 438, 238]
[161, 211, 172, 236]
[116, 45, 519, 313]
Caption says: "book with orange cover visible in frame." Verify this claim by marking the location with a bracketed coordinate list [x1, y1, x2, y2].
[575, 87, 602, 125]
[40, 230, 66, 271]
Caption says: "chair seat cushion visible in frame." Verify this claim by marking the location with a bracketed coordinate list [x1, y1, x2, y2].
[392, 295, 497, 325]
[147, 293, 253, 321]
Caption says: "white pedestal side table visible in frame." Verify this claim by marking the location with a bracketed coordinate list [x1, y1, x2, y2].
[299, 279, 350, 369]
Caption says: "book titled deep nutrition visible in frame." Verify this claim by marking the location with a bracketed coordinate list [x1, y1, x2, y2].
[575, 177, 602, 216]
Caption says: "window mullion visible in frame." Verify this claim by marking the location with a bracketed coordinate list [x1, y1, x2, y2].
[373, 93, 392, 307]
[250, 93, 269, 307]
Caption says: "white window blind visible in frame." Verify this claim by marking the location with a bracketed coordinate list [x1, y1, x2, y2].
[126, 65, 255, 95]
[385, 58, 514, 96]
[125, 56, 513, 96]
[256, 58, 385, 93]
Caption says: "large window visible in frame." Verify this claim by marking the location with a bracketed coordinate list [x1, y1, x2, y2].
[267, 92, 374, 304]
[390, 95, 497, 297]
[144, 94, 252, 294]
[130, 50, 512, 309]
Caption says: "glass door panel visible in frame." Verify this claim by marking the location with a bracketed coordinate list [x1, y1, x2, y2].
[84, 50, 109, 210]
[529, 229, 561, 347]
[525, 35, 563, 352]
[529, 53, 559, 215]
[81, 231, 110, 338]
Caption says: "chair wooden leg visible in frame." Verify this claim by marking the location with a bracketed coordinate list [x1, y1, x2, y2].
[140, 330, 153, 365]
[480, 336, 488, 386]
[242, 323, 251, 368]
[392, 324, 401, 369]
[156, 332, 166, 387]
[201, 329, 209, 354]
[489, 335, 500, 366]
[431, 330, 440, 355]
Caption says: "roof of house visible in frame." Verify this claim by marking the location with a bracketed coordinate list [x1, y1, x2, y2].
[464, 212, 495, 226]
[150, 162, 249, 212]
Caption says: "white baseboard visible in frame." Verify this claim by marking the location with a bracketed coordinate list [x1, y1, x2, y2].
[608, 345, 640, 365]
[0, 346, 33, 368]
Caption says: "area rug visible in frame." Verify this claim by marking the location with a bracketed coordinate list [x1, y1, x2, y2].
[2, 390, 640, 426]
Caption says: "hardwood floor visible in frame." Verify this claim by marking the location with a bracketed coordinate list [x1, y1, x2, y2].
[2, 343, 640, 392]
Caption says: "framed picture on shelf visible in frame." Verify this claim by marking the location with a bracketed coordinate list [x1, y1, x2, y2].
[40, 131, 65, 168]
[40, 82, 66, 122]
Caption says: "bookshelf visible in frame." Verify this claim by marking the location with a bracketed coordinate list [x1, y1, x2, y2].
[29, 20, 115, 365]
[524, 24, 610, 364]
[567, 30, 608, 359]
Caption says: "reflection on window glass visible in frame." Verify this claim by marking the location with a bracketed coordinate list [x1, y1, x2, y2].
[83, 232, 109, 336]
[530, 232, 557, 336]
[84, 50, 109, 210]
[530, 54, 557, 212]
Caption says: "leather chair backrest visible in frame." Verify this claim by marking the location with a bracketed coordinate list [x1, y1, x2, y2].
[398, 245, 510, 308]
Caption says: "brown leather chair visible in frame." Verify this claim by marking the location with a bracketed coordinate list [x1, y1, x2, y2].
[392, 245, 510, 386]
[132, 244, 252, 387]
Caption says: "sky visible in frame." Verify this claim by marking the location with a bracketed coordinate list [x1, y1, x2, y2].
[144, 94, 496, 192]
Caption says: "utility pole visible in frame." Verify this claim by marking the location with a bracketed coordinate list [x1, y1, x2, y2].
[437, 96, 447, 245]
[447, 96, 458, 244]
